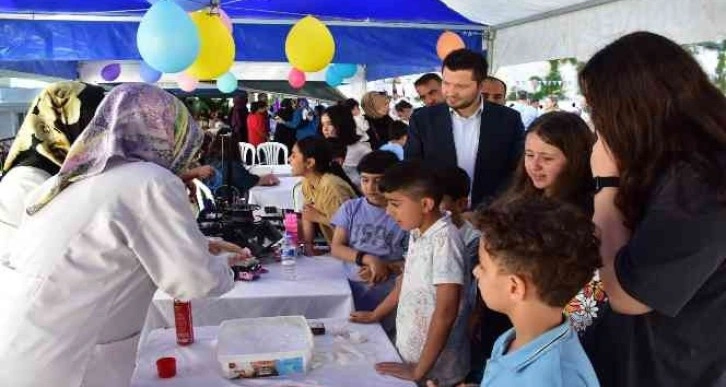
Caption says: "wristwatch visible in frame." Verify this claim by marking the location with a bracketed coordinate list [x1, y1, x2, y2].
[355, 251, 366, 266]
[593, 176, 619, 192]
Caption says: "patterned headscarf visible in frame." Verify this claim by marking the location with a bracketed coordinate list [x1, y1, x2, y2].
[27, 83, 203, 215]
[3, 81, 106, 175]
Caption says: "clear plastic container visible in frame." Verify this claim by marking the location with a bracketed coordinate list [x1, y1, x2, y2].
[216, 316, 314, 379]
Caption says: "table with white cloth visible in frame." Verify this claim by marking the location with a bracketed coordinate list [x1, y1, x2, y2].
[247, 164, 292, 177]
[145, 256, 354, 331]
[247, 176, 303, 211]
[131, 318, 415, 387]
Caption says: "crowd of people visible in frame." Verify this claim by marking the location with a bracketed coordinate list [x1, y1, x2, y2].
[0, 31, 724, 387]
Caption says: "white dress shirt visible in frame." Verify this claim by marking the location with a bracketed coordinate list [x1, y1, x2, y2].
[451, 98, 484, 185]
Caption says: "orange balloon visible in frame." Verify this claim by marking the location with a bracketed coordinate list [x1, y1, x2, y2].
[436, 31, 466, 60]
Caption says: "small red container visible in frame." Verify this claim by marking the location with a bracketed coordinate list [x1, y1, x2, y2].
[173, 300, 194, 346]
[156, 357, 177, 378]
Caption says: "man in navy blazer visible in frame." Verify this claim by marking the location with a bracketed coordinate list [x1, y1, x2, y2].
[405, 49, 524, 208]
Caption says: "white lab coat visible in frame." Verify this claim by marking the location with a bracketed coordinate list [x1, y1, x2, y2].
[0, 166, 51, 263]
[0, 161, 234, 387]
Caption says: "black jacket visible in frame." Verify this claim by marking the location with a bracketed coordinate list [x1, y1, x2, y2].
[405, 102, 524, 207]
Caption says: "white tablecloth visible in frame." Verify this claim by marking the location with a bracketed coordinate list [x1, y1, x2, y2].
[248, 176, 303, 211]
[131, 318, 415, 387]
[144, 256, 354, 331]
[248, 164, 292, 177]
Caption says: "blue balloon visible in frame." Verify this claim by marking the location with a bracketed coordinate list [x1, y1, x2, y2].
[137, 0, 200, 74]
[332, 63, 357, 79]
[147, 0, 206, 12]
[216, 72, 238, 93]
[325, 69, 343, 87]
[139, 62, 162, 83]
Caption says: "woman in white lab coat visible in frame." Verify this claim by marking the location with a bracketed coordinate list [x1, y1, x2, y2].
[0, 83, 240, 387]
[0, 81, 105, 260]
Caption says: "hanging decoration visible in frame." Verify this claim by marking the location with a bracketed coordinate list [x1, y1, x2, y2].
[147, 0, 206, 12]
[186, 9, 236, 80]
[137, 0, 200, 73]
[177, 72, 199, 92]
[100, 63, 121, 82]
[216, 72, 238, 93]
[436, 31, 466, 60]
[285, 16, 335, 72]
[325, 67, 343, 87]
[139, 62, 162, 83]
[219, 9, 233, 33]
[288, 68, 306, 89]
[330, 63, 357, 79]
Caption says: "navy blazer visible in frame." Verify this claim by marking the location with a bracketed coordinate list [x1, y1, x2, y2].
[405, 102, 525, 207]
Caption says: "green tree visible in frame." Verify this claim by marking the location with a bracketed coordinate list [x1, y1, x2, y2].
[530, 60, 565, 101]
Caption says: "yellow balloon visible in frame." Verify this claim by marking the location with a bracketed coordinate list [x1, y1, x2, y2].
[186, 11, 235, 80]
[285, 16, 335, 73]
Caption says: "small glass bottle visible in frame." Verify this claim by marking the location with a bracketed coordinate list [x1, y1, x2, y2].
[173, 300, 195, 345]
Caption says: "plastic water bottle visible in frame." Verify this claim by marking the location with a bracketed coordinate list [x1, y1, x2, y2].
[281, 232, 297, 280]
[283, 212, 299, 245]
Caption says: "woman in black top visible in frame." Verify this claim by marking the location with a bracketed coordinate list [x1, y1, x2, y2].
[582, 31, 726, 387]
[361, 91, 394, 149]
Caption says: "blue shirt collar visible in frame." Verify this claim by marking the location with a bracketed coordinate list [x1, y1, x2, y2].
[490, 318, 572, 372]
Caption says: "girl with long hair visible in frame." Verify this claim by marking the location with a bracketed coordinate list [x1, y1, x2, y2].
[582, 31, 726, 387]
[289, 137, 360, 255]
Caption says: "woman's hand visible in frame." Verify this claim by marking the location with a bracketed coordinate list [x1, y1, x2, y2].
[258, 174, 280, 186]
[302, 204, 325, 223]
[591, 136, 620, 177]
[209, 239, 253, 265]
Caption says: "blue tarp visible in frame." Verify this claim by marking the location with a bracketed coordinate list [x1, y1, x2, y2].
[0, 0, 477, 24]
[0, 1, 484, 80]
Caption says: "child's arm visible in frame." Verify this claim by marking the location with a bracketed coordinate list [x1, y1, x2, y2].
[350, 274, 402, 323]
[301, 217, 317, 256]
[375, 283, 461, 381]
[331, 227, 390, 283]
[413, 283, 461, 378]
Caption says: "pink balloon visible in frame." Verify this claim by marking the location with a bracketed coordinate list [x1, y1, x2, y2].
[288, 68, 306, 89]
[177, 72, 199, 92]
[220, 9, 233, 33]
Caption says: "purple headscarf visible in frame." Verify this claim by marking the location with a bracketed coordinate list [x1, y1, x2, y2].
[27, 83, 203, 215]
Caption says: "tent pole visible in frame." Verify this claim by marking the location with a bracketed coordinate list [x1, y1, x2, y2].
[492, 0, 623, 30]
[485, 27, 497, 75]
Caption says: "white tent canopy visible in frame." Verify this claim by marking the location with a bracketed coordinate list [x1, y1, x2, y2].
[443, 0, 726, 70]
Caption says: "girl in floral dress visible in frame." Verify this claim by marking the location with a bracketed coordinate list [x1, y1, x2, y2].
[498, 111, 605, 335]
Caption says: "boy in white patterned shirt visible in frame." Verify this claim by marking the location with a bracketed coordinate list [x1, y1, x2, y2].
[350, 161, 470, 386]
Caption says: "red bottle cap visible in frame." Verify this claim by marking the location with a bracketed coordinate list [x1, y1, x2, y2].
[156, 357, 177, 379]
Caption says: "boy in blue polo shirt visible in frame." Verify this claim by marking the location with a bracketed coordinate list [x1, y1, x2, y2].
[473, 196, 601, 387]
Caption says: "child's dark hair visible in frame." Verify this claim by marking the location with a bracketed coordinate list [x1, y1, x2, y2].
[435, 166, 470, 200]
[388, 121, 409, 142]
[394, 100, 413, 113]
[379, 161, 443, 206]
[476, 196, 601, 307]
[249, 101, 260, 112]
[295, 137, 362, 196]
[357, 150, 400, 175]
[326, 137, 348, 162]
[323, 104, 360, 146]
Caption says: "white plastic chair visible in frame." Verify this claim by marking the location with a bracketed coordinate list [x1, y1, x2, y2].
[238, 142, 256, 166]
[256, 142, 289, 165]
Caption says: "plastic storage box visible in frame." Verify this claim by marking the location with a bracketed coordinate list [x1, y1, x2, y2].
[216, 316, 314, 379]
